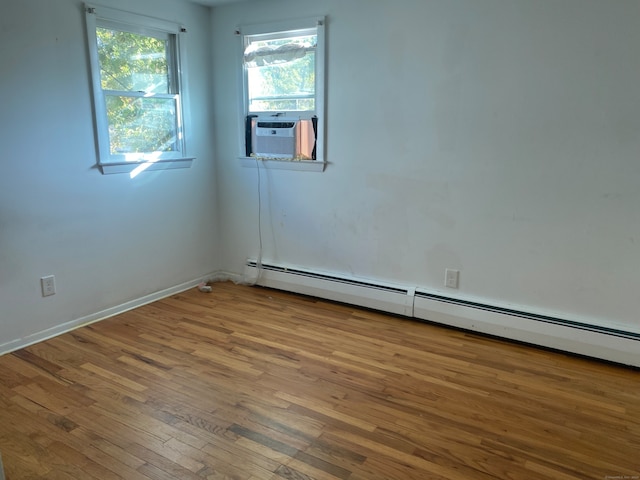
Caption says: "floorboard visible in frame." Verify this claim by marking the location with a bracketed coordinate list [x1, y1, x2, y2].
[0, 282, 638, 479]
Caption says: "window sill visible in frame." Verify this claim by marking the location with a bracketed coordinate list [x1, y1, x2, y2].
[99, 157, 195, 176]
[239, 157, 325, 172]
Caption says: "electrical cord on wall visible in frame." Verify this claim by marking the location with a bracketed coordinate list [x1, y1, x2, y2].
[253, 156, 264, 285]
[240, 113, 264, 286]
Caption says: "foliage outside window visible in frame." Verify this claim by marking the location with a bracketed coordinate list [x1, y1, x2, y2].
[85, 4, 193, 174]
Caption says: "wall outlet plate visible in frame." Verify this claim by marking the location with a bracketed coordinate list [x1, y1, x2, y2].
[41, 275, 56, 297]
[445, 269, 459, 289]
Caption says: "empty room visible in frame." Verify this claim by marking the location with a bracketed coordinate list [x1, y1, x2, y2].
[0, 0, 638, 478]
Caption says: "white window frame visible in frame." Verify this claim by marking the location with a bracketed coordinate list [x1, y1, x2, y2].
[238, 17, 326, 172]
[85, 4, 194, 175]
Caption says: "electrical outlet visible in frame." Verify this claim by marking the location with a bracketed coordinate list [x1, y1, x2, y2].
[445, 269, 459, 289]
[41, 275, 56, 297]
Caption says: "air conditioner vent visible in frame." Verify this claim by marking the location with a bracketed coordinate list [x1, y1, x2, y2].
[257, 121, 296, 129]
[255, 120, 297, 158]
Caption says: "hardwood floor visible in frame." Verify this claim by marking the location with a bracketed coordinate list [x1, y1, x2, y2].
[0, 282, 638, 480]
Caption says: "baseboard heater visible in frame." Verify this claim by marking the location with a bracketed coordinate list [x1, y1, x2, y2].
[244, 261, 639, 367]
[244, 261, 414, 316]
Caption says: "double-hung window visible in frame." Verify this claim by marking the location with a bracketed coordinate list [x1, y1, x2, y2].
[239, 17, 325, 170]
[85, 4, 193, 175]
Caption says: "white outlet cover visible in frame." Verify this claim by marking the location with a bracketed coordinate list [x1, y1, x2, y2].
[41, 275, 56, 297]
[445, 269, 459, 289]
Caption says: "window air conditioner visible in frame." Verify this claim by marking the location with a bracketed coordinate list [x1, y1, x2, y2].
[254, 120, 297, 158]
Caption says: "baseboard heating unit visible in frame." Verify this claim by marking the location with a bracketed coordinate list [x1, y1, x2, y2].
[244, 261, 414, 316]
[244, 261, 639, 368]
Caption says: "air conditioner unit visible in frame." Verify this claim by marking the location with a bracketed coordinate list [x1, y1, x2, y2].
[254, 120, 297, 158]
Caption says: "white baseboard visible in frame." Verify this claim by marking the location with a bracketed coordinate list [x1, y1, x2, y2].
[244, 262, 414, 316]
[244, 261, 639, 368]
[4, 265, 637, 369]
[0, 273, 219, 356]
[413, 294, 640, 368]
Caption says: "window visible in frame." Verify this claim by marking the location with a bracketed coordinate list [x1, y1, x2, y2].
[239, 17, 325, 169]
[85, 4, 193, 175]
[245, 30, 317, 113]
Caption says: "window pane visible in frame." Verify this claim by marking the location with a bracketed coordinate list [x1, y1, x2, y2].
[105, 95, 178, 155]
[97, 28, 169, 94]
[246, 34, 316, 113]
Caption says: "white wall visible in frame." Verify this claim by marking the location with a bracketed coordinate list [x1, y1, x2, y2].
[1, 0, 637, 357]
[211, 0, 640, 336]
[0, 0, 219, 350]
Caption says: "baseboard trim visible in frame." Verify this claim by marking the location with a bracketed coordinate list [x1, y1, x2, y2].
[0, 273, 218, 356]
[244, 260, 639, 368]
[413, 294, 640, 368]
[3, 265, 637, 368]
[244, 262, 414, 316]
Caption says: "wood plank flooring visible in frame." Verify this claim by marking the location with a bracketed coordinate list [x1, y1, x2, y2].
[0, 282, 638, 479]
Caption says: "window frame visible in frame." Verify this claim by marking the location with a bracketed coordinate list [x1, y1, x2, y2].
[85, 4, 194, 175]
[238, 17, 326, 170]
